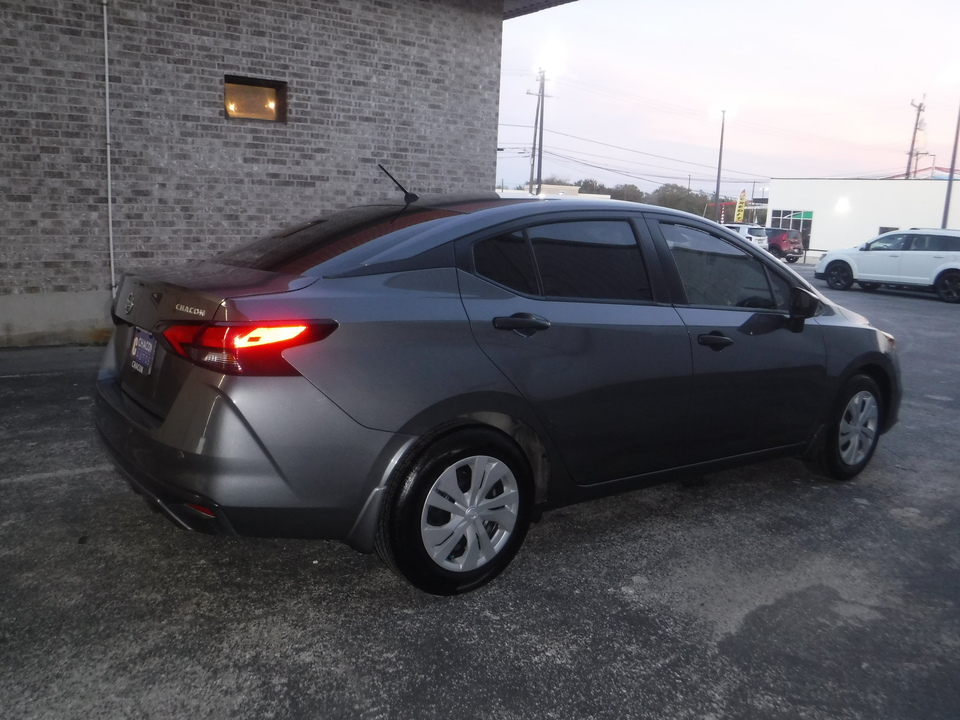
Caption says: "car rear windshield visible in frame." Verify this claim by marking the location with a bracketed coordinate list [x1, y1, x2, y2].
[216, 199, 512, 275]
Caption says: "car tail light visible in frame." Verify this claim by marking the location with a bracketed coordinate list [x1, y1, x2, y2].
[159, 321, 337, 375]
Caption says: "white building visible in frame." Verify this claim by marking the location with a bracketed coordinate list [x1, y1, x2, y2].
[767, 178, 960, 253]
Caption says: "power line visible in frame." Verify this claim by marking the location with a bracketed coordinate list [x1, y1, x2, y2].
[499, 123, 768, 178]
[542, 150, 756, 189]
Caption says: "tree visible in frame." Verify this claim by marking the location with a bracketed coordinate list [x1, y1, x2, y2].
[575, 180, 645, 203]
[576, 179, 611, 196]
[610, 184, 645, 203]
[646, 184, 718, 216]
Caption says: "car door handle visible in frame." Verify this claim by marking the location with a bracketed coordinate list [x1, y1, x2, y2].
[493, 313, 551, 336]
[698, 332, 734, 351]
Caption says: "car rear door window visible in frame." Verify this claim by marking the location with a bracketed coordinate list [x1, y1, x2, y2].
[908, 233, 960, 252]
[473, 230, 540, 295]
[473, 220, 652, 302]
[659, 222, 789, 309]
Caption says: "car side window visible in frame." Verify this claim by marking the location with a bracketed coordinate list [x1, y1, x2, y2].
[660, 222, 788, 310]
[473, 230, 539, 295]
[942, 236, 960, 252]
[870, 234, 907, 251]
[473, 220, 653, 302]
[908, 234, 955, 252]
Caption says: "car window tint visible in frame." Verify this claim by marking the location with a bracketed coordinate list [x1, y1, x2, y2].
[661, 223, 782, 309]
[909, 234, 960, 252]
[766, 267, 792, 311]
[473, 231, 539, 295]
[870, 234, 906, 251]
[942, 236, 960, 252]
[529, 221, 652, 301]
[215, 206, 465, 273]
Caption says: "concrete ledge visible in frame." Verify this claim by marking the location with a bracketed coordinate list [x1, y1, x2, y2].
[0, 291, 113, 348]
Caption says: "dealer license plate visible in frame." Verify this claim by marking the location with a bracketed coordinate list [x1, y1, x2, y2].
[130, 328, 157, 375]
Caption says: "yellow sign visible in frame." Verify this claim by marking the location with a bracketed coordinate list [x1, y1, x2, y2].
[735, 190, 747, 222]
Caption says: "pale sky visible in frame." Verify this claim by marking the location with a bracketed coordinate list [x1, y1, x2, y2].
[496, 0, 960, 198]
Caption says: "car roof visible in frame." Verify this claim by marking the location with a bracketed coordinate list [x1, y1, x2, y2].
[899, 228, 960, 235]
[215, 194, 710, 278]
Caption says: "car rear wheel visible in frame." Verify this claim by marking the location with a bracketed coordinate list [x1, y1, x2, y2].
[858, 282, 881, 292]
[825, 261, 854, 290]
[785, 256, 799, 263]
[768, 246, 783, 259]
[935, 270, 960, 303]
[810, 375, 882, 480]
[375, 427, 533, 595]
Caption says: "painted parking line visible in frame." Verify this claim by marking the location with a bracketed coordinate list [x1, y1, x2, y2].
[1, 464, 116, 485]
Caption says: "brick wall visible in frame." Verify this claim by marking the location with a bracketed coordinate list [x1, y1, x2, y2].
[0, 0, 503, 305]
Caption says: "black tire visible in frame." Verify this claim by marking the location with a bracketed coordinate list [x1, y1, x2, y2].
[785, 256, 799, 263]
[935, 270, 960, 303]
[810, 375, 883, 481]
[375, 427, 533, 595]
[858, 282, 881, 292]
[768, 246, 784, 259]
[825, 261, 854, 290]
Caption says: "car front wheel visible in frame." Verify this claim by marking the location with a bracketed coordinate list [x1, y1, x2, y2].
[935, 270, 960, 303]
[375, 427, 533, 595]
[810, 375, 883, 480]
[825, 261, 854, 290]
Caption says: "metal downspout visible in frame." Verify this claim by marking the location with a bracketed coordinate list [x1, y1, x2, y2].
[102, 0, 116, 293]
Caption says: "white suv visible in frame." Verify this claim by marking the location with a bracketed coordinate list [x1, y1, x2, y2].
[814, 228, 960, 303]
[723, 223, 768, 249]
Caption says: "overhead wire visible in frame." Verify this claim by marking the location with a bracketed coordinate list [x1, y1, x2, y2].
[499, 123, 769, 179]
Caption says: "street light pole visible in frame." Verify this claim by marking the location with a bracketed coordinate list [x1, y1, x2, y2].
[713, 109, 726, 222]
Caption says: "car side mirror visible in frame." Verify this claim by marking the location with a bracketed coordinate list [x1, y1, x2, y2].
[789, 287, 820, 322]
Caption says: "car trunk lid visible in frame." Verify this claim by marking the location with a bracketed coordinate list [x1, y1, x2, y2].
[110, 262, 317, 419]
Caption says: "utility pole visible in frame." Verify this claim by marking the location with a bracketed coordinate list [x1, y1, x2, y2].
[527, 70, 545, 195]
[942, 98, 960, 228]
[906, 96, 926, 179]
[713, 110, 726, 221]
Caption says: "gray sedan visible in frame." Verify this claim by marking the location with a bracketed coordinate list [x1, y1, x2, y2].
[95, 195, 901, 594]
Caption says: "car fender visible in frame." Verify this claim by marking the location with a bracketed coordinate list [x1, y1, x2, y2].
[931, 262, 960, 285]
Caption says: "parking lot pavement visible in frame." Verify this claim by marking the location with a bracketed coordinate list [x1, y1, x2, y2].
[1, 285, 959, 720]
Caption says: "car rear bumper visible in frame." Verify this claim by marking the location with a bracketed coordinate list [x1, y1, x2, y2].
[94, 365, 408, 545]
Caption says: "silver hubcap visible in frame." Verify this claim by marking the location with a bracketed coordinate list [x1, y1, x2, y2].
[420, 455, 520, 573]
[838, 390, 879, 466]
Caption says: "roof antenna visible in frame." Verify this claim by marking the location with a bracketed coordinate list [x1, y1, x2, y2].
[378, 164, 420, 205]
